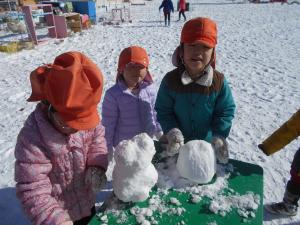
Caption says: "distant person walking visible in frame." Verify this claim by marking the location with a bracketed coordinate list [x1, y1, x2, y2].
[177, 0, 186, 21]
[159, 0, 174, 26]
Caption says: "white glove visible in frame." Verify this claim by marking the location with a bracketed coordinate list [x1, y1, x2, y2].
[166, 128, 184, 156]
[85, 167, 107, 193]
[211, 136, 229, 164]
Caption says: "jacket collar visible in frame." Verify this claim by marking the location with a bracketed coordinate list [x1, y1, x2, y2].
[33, 103, 82, 155]
[181, 65, 213, 87]
[117, 80, 150, 94]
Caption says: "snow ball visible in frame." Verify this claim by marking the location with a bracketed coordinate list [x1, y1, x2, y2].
[145, 208, 153, 217]
[136, 214, 145, 223]
[141, 220, 151, 225]
[176, 207, 186, 215]
[113, 133, 158, 202]
[100, 215, 108, 223]
[191, 195, 201, 204]
[176, 140, 216, 184]
[170, 197, 181, 206]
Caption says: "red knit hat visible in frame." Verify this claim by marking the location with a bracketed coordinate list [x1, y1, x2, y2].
[181, 17, 217, 47]
[117, 46, 153, 82]
[27, 51, 103, 130]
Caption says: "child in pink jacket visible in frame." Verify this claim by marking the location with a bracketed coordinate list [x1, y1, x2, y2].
[14, 52, 108, 225]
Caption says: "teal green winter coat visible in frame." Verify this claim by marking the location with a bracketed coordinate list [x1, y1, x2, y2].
[155, 67, 235, 143]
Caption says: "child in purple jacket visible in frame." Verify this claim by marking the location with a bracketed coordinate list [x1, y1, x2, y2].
[15, 52, 108, 225]
[102, 46, 162, 155]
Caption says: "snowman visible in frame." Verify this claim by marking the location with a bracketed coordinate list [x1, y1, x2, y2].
[112, 133, 158, 202]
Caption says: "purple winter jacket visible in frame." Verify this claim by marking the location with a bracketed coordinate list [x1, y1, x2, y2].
[15, 103, 108, 225]
[102, 80, 161, 151]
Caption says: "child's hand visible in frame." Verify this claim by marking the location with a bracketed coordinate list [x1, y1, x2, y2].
[159, 134, 168, 143]
[211, 136, 229, 164]
[85, 167, 107, 193]
[166, 128, 184, 156]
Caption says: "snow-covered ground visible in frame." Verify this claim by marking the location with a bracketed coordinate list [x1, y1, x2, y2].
[0, 0, 299, 224]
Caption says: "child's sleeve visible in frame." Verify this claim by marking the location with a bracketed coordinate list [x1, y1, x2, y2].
[87, 124, 108, 170]
[211, 78, 236, 138]
[102, 91, 119, 151]
[149, 86, 162, 134]
[259, 109, 300, 156]
[155, 78, 179, 134]
[159, 2, 163, 10]
[15, 132, 72, 225]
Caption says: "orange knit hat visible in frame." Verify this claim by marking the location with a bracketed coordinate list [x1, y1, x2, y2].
[117, 46, 153, 82]
[172, 17, 217, 68]
[27, 51, 103, 130]
[181, 17, 217, 47]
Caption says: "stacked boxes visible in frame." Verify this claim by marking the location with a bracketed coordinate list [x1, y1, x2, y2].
[66, 13, 82, 32]
[72, 1, 96, 24]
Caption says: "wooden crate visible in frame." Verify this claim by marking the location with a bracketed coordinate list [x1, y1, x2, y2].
[66, 13, 82, 32]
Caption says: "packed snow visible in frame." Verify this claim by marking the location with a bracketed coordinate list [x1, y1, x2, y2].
[0, 0, 299, 224]
[97, 160, 262, 224]
[176, 140, 217, 184]
[112, 133, 158, 202]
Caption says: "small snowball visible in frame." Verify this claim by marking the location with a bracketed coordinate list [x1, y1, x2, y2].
[170, 197, 181, 206]
[176, 140, 216, 184]
[191, 195, 201, 204]
[100, 215, 108, 222]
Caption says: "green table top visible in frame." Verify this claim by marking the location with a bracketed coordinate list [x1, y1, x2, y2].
[89, 158, 263, 225]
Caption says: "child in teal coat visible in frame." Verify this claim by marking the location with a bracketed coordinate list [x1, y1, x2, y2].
[155, 17, 235, 162]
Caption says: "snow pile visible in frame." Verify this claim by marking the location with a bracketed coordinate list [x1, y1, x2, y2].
[156, 158, 261, 219]
[209, 192, 260, 218]
[96, 192, 187, 225]
[176, 140, 217, 184]
[112, 133, 158, 202]
[97, 162, 261, 224]
[181, 164, 231, 198]
[127, 194, 187, 222]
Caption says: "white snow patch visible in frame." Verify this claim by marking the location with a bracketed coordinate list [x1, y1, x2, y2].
[209, 192, 260, 217]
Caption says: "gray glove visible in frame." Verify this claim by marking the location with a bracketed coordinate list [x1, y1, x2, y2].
[166, 128, 184, 156]
[85, 167, 107, 193]
[211, 136, 229, 164]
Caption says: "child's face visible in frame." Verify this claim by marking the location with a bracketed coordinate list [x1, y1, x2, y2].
[123, 63, 147, 89]
[183, 43, 213, 77]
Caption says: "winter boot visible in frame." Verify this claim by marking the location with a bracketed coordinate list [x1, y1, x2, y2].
[265, 190, 299, 216]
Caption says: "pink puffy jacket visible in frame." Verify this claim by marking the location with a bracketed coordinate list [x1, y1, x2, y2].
[15, 103, 108, 225]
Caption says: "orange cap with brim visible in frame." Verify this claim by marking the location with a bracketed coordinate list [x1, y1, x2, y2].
[180, 17, 217, 48]
[27, 51, 103, 130]
[116, 46, 153, 82]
